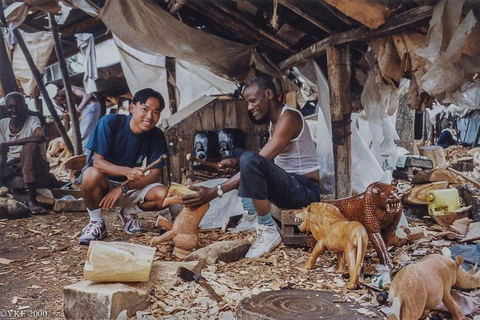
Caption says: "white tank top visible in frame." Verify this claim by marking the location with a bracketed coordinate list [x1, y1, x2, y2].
[269, 106, 320, 175]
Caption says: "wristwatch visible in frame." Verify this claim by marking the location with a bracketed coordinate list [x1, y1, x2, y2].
[216, 185, 224, 198]
[121, 185, 129, 194]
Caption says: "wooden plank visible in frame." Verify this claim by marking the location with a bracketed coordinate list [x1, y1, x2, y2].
[185, 1, 295, 55]
[279, 4, 435, 70]
[210, 0, 296, 54]
[278, 0, 333, 34]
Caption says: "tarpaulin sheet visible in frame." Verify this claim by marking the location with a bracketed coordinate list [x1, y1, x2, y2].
[115, 36, 236, 120]
[99, 0, 280, 81]
[11, 30, 54, 96]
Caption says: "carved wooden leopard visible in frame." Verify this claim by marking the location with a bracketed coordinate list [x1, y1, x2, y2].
[324, 182, 403, 267]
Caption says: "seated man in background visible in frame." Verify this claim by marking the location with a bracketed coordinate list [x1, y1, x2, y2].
[79, 88, 169, 245]
[55, 85, 100, 153]
[0, 92, 50, 215]
[183, 76, 321, 258]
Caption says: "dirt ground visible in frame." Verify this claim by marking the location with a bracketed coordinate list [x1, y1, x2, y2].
[0, 209, 163, 319]
[1, 208, 479, 319]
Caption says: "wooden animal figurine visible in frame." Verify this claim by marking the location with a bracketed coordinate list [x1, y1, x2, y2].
[150, 183, 209, 257]
[296, 202, 368, 289]
[325, 182, 404, 267]
[388, 254, 480, 320]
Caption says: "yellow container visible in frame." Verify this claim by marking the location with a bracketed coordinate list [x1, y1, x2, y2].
[426, 189, 461, 216]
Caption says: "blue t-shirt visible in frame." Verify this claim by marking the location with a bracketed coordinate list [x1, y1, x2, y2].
[86, 114, 169, 182]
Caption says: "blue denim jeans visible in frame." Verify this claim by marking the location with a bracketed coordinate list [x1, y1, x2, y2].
[238, 151, 320, 209]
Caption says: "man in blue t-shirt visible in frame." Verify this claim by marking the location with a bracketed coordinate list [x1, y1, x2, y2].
[79, 88, 169, 245]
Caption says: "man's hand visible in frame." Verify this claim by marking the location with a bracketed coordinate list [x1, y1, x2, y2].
[182, 186, 217, 209]
[126, 167, 144, 182]
[99, 187, 123, 209]
[218, 158, 240, 175]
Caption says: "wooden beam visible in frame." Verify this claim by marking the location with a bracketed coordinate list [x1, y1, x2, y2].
[185, 1, 294, 55]
[279, 4, 434, 70]
[49, 13, 83, 155]
[278, 0, 333, 34]
[210, 0, 296, 54]
[318, 0, 357, 26]
[327, 45, 351, 198]
[12, 28, 74, 155]
[59, 17, 99, 37]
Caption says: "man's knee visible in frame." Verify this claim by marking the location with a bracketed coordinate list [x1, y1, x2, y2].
[239, 151, 264, 171]
[82, 167, 106, 187]
[20, 142, 39, 159]
[145, 186, 168, 209]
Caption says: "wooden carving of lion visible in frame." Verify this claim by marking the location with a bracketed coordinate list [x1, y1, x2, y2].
[296, 202, 368, 289]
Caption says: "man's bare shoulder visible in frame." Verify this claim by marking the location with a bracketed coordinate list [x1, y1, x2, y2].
[278, 108, 303, 127]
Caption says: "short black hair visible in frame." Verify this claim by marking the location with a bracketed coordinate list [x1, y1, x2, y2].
[5, 92, 26, 105]
[132, 88, 165, 111]
[244, 76, 278, 96]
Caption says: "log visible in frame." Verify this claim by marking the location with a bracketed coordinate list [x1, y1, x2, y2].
[84, 241, 156, 282]
[411, 169, 459, 184]
[236, 290, 377, 319]
[419, 146, 447, 168]
[404, 181, 449, 205]
[327, 45, 351, 198]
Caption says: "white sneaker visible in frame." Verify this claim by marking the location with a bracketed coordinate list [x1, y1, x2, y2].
[232, 211, 258, 233]
[245, 224, 282, 258]
[79, 221, 107, 245]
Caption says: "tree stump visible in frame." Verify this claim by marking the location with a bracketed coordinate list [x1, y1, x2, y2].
[419, 146, 447, 168]
[236, 290, 375, 320]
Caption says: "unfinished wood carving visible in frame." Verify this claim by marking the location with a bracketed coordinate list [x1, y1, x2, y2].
[296, 203, 368, 289]
[150, 183, 209, 256]
[389, 254, 480, 320]
[325, 182, 404, 267]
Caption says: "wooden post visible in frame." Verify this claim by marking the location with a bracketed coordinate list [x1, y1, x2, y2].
[327, 45, 351, 199]
[0, 2, 19, 94]
[11, 28, 74, 155]
[48, 13, 82, 155]
[395, 94, 415, 153]
[33, 88, 43, 115]
[165, 56, 178, 115]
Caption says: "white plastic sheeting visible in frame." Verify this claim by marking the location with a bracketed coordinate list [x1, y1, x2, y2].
[196, 179, 244, 229]
[415, 0, 479, 103]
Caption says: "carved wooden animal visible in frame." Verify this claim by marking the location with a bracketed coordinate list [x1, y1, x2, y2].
[388, 254, 480, 320]
[296, 203, 368, 289]
[150, 183, 209, 255]
[325, 182, 404, 267]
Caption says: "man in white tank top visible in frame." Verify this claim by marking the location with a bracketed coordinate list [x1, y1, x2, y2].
[183, 76, 321, 258]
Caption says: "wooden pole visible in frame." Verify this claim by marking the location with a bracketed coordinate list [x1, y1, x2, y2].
[327, 45, 351, 198]
[11, 28, 74, 154]
[0, 1, 19, 94]
[165, 56, 178, 115]
[48, 13, 82, 155]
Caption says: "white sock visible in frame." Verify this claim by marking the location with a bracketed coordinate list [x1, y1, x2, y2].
[88, 208, 103, 223]
[123, 205, 142, 216]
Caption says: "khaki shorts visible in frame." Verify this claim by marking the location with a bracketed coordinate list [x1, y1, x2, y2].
[107, 180, 165, 208]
